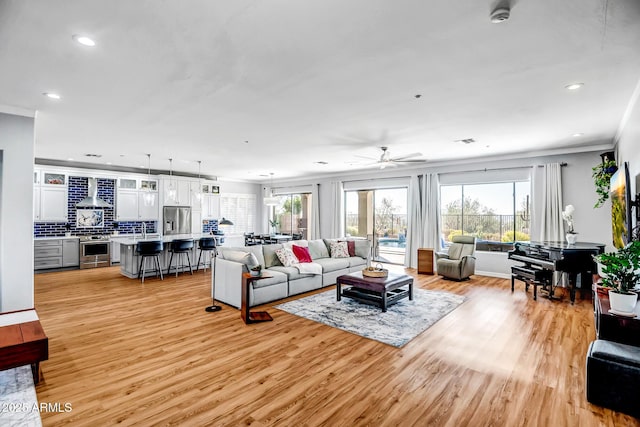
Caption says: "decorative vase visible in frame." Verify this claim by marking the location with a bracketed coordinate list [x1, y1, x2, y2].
[566, 233, 577, 245]
[608, 290, 637, 313]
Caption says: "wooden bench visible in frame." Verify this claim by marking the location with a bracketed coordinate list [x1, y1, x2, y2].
[0, 310, 48, 384]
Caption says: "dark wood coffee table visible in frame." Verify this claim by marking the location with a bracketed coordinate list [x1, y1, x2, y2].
[336, 271, 413, 312]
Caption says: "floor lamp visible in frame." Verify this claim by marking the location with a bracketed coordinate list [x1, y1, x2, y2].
[205, 218, 234, 313]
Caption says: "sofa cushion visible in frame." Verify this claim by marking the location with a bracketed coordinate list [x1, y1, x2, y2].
[283, 239, 308, 250]
[252, 270, 288, 289]
[292, 245, 312, 263]
[268, 266, 314, 281]
[347, 256, 367, 268]
[323, 239, 338, 255]
[219, 249, 259, 268]
[245, 245, 266, 268]
[315, 257, 350, 272]
[352, 240, 370, 259]
[275, 247, 299, 267]
[330, 241, 350, 258]
[308, 239, 330, 260]
[262, 244, 284, 268]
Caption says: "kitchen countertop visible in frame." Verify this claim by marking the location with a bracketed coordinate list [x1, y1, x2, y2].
[109, 233, 222, 245]
[34, 236, 80, 240]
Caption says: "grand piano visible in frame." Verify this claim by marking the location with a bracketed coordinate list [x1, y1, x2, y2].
[508, 241, 605, 303]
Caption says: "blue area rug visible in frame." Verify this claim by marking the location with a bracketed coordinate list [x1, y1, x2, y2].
[275, 288, 466, 347]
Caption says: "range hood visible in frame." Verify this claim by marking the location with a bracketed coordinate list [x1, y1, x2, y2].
[76, 177, 113, 208]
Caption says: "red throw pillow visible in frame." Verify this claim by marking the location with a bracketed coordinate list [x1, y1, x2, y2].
[339, 240, 356, 257]
[292, 245, 312, 263]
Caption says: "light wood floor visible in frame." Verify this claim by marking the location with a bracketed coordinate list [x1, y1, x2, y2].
[33, 266, 637, 426]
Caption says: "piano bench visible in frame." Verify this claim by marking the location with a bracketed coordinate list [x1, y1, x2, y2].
[586, 339, 640, 418]
[511, 266, 552, 300]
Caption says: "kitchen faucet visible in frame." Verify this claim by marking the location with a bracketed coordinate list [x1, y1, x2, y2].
[142, 222, 147, 239]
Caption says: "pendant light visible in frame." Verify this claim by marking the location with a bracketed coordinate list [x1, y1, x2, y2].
[264, 173, 279, 206]
[142, 153, 155, 206]
[167, 158, 177, 203]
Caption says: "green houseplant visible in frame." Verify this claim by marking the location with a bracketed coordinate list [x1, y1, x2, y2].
[595, 240, 640, 313]
[592, 157, 617, 208]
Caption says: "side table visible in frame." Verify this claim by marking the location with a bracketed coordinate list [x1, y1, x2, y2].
[241, 273, 273, 324]
[594, 286, 640, 346]
[417, 248, 434, 275]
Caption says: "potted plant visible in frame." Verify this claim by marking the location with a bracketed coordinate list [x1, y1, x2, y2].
[249, 265, 262, 277]
[65, 223, 72, 237]
[592, 152, 618, 208]
[595, 240, 640, 313]
[269, 219, 279, 235]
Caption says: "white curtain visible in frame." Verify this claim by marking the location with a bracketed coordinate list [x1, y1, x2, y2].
[309, 183, 321, 240]
[532, 163, 565, 242]
[422, 173, 442, 252]
[404, 175, 422, 268]
[330, 181, 344, 238]
[404, 173, 442, 268]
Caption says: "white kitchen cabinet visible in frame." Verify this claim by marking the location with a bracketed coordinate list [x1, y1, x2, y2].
[201, 194, 220, 219]
[191, 209, 203, 234]
[176, 180, 191, 206]
[33, 186, 41, 221]
[137, 191, 159, 220]
[116, 178, 159, 221]
[116, 190, 139, 220]
[33, 169, 68, 222]
[38, 186, 68, 222]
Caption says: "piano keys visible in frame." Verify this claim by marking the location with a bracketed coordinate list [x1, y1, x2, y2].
[508, 241, 605, 303]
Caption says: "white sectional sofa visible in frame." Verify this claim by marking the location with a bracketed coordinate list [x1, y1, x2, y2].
[213, 238, 371, 308]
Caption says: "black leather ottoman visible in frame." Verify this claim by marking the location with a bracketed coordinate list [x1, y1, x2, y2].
[586, 339, 640, 418]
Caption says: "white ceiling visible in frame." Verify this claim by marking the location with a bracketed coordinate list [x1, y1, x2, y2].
[1, 0, 639, 181]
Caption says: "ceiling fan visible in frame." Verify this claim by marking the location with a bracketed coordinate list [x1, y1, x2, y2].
[354, 147, 426, 169]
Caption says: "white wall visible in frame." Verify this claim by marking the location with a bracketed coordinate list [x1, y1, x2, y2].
[272, 149, 614, 276]
[615, 78, 640, 232]
[0, 112, 35, 312]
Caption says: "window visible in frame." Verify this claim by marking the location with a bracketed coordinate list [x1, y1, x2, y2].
[270, 193, 312, 238]
[220, 193, 256, 235]
[345, 187, 407, 264]
[440, 181, 530, 252]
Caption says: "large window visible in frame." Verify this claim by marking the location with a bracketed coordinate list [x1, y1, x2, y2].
[345, 188, 407, 264]
[270, 193, 312, 238]
[440, 181, 530, 251]
[220, 193, 256, 235]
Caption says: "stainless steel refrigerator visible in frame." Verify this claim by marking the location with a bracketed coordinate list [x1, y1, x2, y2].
[163, 206, 192, 235]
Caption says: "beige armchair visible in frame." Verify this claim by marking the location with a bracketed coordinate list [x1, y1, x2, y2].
[435, 236, 476, 280]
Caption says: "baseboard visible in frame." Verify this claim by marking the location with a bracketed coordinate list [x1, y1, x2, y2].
[475, 270, 511, 279]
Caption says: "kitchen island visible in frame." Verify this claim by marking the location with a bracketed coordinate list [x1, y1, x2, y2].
[111, 233, 223, 279]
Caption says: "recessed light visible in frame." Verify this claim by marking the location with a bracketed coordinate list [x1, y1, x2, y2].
[565, 83, 584, 90]
[67, 157, 74, 161]
[455, 138, 476, 144]
[72, 34, 95, 47]
[43, 92, 61, 99]
[315, 161, 328, 165]
[572, 133, 584, 137]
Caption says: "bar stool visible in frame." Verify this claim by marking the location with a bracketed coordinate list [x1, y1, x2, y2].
[136, 240, 164, 283]
[197, 237, 217, 271]
[167, 239, 194, 276]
